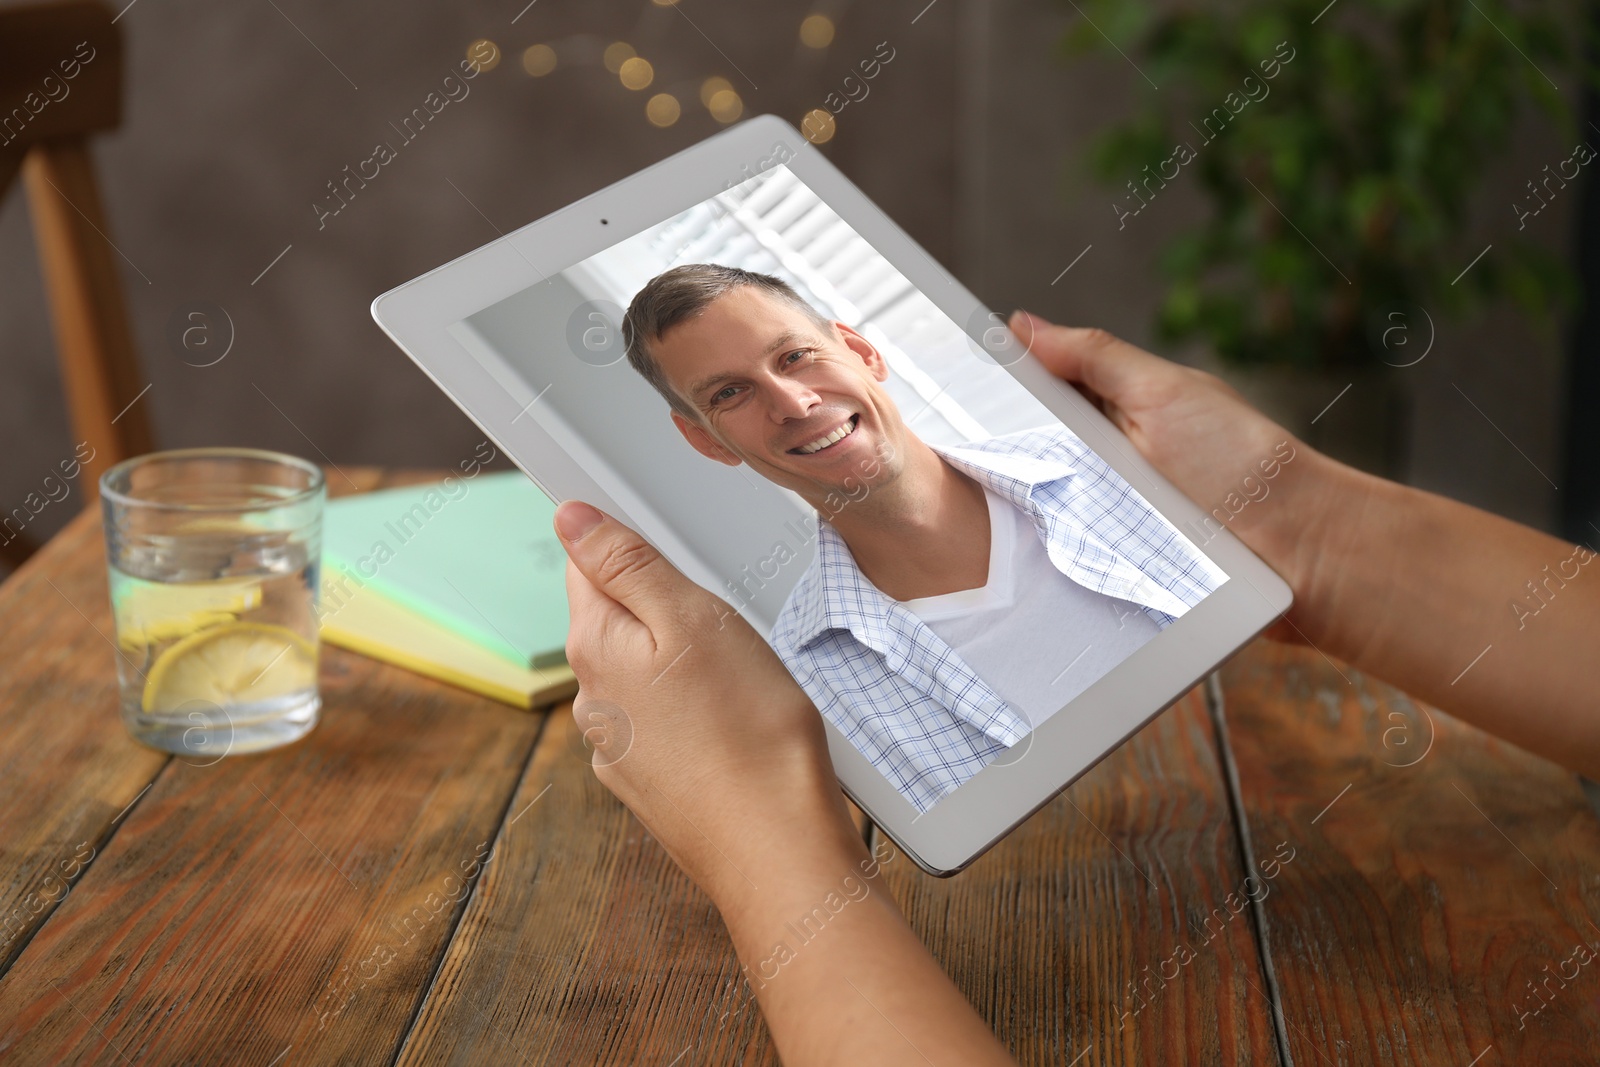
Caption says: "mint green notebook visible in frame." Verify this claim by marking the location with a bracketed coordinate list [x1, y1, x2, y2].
[322, 473, 569, 668]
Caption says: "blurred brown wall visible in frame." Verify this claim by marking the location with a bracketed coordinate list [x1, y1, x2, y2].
[0, 0, 1578, 576]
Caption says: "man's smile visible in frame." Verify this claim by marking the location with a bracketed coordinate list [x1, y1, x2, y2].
[788, 414, 860, 455]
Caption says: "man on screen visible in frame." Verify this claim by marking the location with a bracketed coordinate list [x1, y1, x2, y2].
[622, 264, 1225, 812]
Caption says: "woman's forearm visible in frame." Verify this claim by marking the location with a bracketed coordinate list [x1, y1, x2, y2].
[713, 834, 1016, 1066]
[1295, 460, 1600, 777]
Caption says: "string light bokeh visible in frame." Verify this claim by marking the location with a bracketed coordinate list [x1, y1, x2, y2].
[462, 8, 843, 138]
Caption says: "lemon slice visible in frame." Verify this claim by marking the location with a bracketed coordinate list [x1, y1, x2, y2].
[115, 577, 264, 651]
[141, 622, 317, 714]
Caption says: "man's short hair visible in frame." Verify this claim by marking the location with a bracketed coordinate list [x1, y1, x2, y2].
[623, 263, 834, 419]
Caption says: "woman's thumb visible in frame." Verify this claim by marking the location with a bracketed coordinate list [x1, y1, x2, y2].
[554, 501, 678, 614]
[1010, 310, 1153, 402]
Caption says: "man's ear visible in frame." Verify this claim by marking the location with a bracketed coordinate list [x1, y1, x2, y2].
[834, 322, 890, 382]
[671, 411, 742, 466]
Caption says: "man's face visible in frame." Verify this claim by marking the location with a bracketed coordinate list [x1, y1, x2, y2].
[652, 286, 908, 505]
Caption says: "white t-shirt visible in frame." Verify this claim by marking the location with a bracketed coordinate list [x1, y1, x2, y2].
[899, 487, 1162, 731]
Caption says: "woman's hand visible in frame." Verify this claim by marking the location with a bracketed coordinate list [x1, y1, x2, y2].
[556, 501, 1017, 1065]
[554, 500, 868, 914]
[1014, 311, 1600, 779]
[1011, 310, 1363, 646]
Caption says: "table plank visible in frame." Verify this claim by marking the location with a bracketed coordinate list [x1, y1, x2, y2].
[0, 643, 543, 1065]
[0, 504, 170, 978]
[874, 685, 1280, 1066]
[1218, 641, 1600, 1065]
[0, 468, 553, 1065]
[395, 708, 786, 1066]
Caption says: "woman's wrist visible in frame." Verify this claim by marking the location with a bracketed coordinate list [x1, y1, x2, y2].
[1259, 444, 1403, 658]
[718, 837, 900, 995]
[710, 799, 880, 939]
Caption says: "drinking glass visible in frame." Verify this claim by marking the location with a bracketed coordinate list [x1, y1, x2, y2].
[101, 448, 324, 757]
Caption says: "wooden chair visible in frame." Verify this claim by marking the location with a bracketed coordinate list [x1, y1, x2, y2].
[1, 0, 150, 569]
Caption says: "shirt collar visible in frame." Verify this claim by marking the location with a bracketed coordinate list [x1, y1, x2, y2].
[786, 516, 891, 652]
[784, 514, 1029, 749]
[928, 437, 1078, 504]
[932, 433, 1191, 617]
[786, 438, 1082, 650]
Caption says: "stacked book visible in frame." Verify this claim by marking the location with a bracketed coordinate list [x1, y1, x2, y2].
[318, 472, 576, 709]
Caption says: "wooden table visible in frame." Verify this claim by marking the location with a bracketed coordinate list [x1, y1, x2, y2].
[2, 471, 1598, 1066]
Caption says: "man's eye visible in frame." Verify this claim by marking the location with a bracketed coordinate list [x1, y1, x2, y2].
[784, 348, 812, 365]
[711, 386, 739, 404]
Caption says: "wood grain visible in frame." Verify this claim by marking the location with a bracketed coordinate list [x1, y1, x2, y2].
[874, 685, 1280, 1066]
[1218, 640, 1600, 1066]
[0, 504, 167, 978]
[0, 642, 542, 1065]
[395, 708, 783, 1066]
[0, 469, 550, 1065]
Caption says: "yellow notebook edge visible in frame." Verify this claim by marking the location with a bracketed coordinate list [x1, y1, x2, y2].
[318, 572, 576, 710]
[322, 624, 578, 710]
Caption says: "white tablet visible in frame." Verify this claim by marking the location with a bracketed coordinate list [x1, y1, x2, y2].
[371, 114, 1292, 876]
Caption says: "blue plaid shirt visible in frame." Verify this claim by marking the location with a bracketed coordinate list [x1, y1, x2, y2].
[771, 425, 1227, 813]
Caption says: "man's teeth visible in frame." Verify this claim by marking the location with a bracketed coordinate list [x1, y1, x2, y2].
[796, 417, 856, 454]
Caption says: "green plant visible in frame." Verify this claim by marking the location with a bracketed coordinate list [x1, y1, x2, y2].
[1062, 0, 1582, 369]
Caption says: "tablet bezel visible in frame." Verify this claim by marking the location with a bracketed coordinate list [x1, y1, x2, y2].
[371, 113, 1293, 876]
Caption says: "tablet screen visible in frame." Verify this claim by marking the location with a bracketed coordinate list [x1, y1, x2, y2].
[447, 162, 1229, 815]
